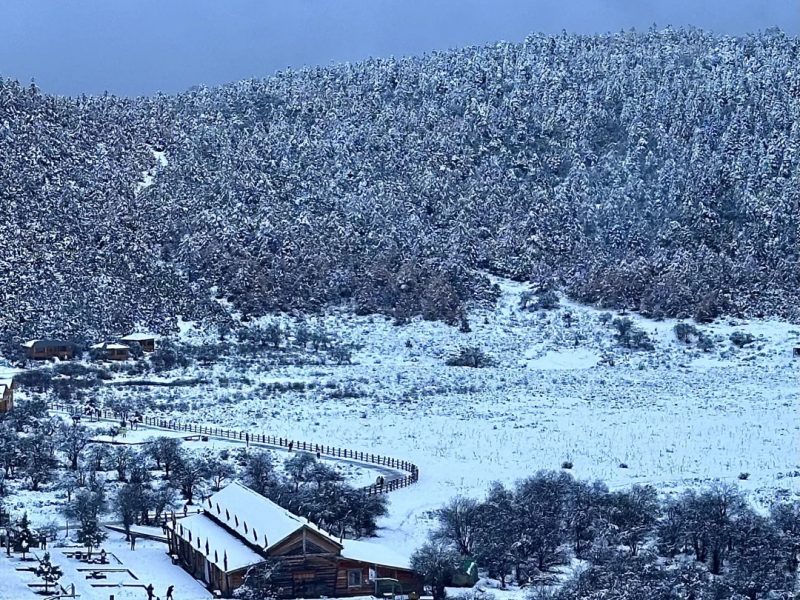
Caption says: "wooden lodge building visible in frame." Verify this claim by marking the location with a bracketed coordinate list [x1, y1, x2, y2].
[166, 482, 422, 598]
[0, 379, 14, 413]
[120, 333, 157, 352]
[90, 342, 131, 361]
[21, 339, 76, 360]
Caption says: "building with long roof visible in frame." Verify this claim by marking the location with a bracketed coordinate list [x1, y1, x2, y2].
[21, 339, 75, 360]
[165, 482, 421, 598]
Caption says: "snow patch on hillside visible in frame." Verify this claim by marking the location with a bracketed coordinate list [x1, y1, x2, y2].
[133, 148, 168, 195]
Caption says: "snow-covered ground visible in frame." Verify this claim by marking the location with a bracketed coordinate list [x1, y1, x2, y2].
[0, 534, 211, 600]
[6, 277, 800, 598]
[76, 277, 800, 558]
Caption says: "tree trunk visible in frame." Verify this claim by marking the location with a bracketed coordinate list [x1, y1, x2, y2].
[710, 548, 722, 575]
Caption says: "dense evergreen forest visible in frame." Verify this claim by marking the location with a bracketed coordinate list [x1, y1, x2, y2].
[1, 28, 799, 345]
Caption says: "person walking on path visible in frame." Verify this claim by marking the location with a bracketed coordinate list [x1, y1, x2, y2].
[166, 585, 175, 600]
[146, 583, 155, 600]
[130, 535, 136, 550]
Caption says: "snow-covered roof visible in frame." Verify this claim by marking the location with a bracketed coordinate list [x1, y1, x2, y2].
[202, 482, 340, 551]
[172, 483, 412, 573]
[341, 538, 412, 570]
[169, 513, 265, 573]
[21, 339, 73, 348]
[91, 342, 130, 350]
[120, 333, 158, 341]
[0, 379, 12, 392]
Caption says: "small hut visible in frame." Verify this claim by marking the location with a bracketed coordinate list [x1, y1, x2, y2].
[91, 342, 131, 361]
[21, 339, 76, 360]
[120, 333, 157, 353]
[0, 379, 14, 413]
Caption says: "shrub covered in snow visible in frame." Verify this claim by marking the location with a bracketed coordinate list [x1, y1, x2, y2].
[611, 318, 654, 351]
[730, 331, 756, 348]
[445, 347, 496, 368]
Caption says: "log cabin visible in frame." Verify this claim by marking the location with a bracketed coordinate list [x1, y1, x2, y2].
[120, 333, 157, 352]
[21, 339, 76, 360]
[0, 379, 14, 413]
[90, 342, 131, 361]
[165, 482, 422, 598]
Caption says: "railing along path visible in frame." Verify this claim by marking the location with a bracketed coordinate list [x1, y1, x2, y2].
[48, 402, 419, 496]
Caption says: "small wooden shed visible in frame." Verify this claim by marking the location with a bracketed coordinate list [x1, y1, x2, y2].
[21, 339, 76, 360]
[120, 333, 157, 352]
[91, 342, 131, 361]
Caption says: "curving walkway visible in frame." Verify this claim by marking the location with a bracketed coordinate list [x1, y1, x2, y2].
[48, 402, 419, 496]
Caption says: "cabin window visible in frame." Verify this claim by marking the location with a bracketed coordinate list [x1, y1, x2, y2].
[347, 569, 363, 587]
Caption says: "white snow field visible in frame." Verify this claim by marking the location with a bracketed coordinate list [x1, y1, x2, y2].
[106, 278, 800, 558]
[5, 277, 799, 598]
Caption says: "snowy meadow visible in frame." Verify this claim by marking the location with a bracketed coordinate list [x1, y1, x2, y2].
[29, 278, 795, 558]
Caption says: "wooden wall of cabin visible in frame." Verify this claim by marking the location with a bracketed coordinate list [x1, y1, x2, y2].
[273, 554, 339, 598]
[334, 560, 424, 597]
[268, 528, 343, 598]
[26, 345, 74, 360]
[0, 387, 12, 412]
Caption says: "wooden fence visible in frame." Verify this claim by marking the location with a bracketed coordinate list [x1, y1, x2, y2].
[48, 402, 419, 496]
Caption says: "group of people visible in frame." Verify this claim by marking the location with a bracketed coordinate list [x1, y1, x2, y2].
[75, 403, 144, 431]
[78, 404, 103, 421]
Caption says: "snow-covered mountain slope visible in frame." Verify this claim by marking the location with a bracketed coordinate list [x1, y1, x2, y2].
[2, 29, 800, 347]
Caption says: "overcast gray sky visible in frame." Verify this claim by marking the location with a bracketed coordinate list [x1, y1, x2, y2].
[0, 0, 797, 97]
